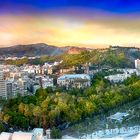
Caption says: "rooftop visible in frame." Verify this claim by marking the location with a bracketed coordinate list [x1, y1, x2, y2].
[58, 74, 91, 80]
[108, 112, 129, 122]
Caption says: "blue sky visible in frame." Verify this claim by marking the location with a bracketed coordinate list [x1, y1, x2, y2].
[1, 0, 140, 14]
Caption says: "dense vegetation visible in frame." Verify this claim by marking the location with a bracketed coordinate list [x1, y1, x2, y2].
[60, 49, 133, 68]
[5, 48, 134, 68]
[0, 123, 5, 133]
[0, 75, 140, 132]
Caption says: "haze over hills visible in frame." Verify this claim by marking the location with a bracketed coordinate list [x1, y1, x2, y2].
[0, 43, 92, 57]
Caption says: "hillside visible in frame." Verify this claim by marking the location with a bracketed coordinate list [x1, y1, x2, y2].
[64, 46, 90, 54]
[3, 45, 140, 67]
[0, 43, 89, 57]
[60, 46, 140, 68]
[0, 43, 64, 56]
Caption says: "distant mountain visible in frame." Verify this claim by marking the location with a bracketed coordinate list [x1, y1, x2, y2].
[0, 43, 90, 57]
[0, 43, 63, 56]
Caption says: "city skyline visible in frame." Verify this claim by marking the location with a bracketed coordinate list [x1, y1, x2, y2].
[1, 0, 140, 48]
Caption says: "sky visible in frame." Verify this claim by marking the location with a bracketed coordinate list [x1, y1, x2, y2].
[1, 0, 140, 48]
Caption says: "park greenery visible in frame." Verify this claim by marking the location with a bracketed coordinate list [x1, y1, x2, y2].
[0, 74, 140, 133]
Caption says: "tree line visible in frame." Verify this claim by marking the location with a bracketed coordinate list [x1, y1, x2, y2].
[0, 75, 140, 132]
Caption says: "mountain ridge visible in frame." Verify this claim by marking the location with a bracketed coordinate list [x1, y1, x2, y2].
[0, 43, 91, 57]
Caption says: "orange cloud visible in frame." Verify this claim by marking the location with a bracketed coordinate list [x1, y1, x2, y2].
[0, 13, 140, 48]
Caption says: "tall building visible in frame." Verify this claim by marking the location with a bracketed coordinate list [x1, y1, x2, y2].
[17, 78, 28, 96]
[0, 71, 4, 79]
[135, 59, 140, 70]
[0, 71, 7, 99]
[35, 75, 54, 88]
[6, 81, 13, 99]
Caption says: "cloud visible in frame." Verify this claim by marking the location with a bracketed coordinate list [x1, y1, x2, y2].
[0, 11, 140, 48]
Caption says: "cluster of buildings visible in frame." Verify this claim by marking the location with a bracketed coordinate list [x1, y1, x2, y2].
[0, 62, 93, 100]
[105, 59, 140, 83]
[0, 58, 140, 99]
[0, 63, 56, 100]
[0, 56, 41, 61]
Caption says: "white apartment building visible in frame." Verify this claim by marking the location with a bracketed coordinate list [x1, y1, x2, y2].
[42, 76, 53, 88]
[6, 81, 13, 99]
[0, 79, 7, 99]
[16, 78, 28, 96]
[6, 78, 29, 98]
[0, 71, 7, 99]
[35, 75, 54, 89]
[105, 73, 131, 83]
[117, 68, 137, 74]
[0, 71, 4, 79]
[135, 59, 140, 70]
[57, 74, 91, 89]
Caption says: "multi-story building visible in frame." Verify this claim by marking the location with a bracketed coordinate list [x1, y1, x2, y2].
[60, 66, 75, 74]
[0, 79, 7, 99]
[6, 81, 13, 99]
[0, 71, 7, 99]
[57, 74, 91, 89]
[105, 73, 131, 83]
[135, 59, 140, 70]
[42, 76, 54, 88]
[17, 78, 28, 96]
[33, 84, 40, 94]
[47, 67, 53, 75]
[35, 75, 54, 89]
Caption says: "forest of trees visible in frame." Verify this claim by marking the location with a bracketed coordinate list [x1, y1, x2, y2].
[0, 75, 140, 132]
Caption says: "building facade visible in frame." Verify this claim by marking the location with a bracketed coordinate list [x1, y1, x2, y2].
[105, 73, 131, 83]
[135, 59, 140, 70]
[57, 74, 91, 89]
[0, 71, 7, 99]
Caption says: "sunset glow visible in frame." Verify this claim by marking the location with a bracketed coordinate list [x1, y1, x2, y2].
[0, 1, 140, 48]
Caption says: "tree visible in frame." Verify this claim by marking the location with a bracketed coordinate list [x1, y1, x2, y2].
[3, 114, 10, 123]
[50, 127, 62, 139]
[40, 99, 49, 128]
[35, 88, 48, 101]
[49, 107, 60, 126]
[18, 102, 25, 114]
[0, 123, 5, 133]
[33, 106, 41, 126]
[95, 80, 105, 93]
[24, 104, 31, 117]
